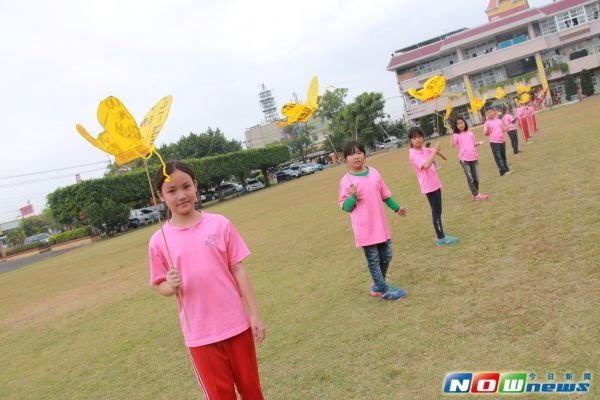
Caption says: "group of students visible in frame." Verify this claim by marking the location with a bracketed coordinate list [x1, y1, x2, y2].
[337, 104, 540, 303]
[145, 103, 539, 398]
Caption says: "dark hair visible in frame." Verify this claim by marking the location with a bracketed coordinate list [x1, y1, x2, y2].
[451, 116, 469, 133]
[342, 140, 366, 159]
[407, 126, 425, 147]
[154, 161, 200, 218]
[154, 160, 197, 193]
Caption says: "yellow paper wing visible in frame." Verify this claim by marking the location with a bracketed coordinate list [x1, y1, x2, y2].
[139, 95, 173, 149]
[76, 124, 112, 154]
[469, 97, 484, 112]
[306, 76, 319, 107]
[278, 103, 317, 126]
[424, 75, 446, 99]
[444, 101, 453, 120]
[408, 88, 427, 102]
[97, 96, 141, 143]
[495, 87, 506, 99]
[519, 92, 531, 104]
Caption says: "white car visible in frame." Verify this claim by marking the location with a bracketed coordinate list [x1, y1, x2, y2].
[245, 179, 265, 192]
[376, 136, 404, 150]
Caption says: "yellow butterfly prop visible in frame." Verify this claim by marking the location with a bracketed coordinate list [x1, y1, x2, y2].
[407, 75, 446, 102]
[518, 92, 531, 104]
[469, 96, 487, 113]
[443, 100, 453, 121]
[278, 76, 319, 126]
[495, 87, 506, 99]
[76, 95, 172, 165]
[516, 83, 532, 95]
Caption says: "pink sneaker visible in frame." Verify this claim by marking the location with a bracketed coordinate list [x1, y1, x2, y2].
[474, 193, 489, 201]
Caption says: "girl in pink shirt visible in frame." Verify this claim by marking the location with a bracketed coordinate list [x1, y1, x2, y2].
[483, 108, 512, 176]
[408, 127, 460, 247]
[451, 117, 489, 201]
[149, 161, 265, 400]
[516, 103, 531, 143]
[502, 106, 520, 155]
[338, 140, 407, 301]
[526, 103, 538, 133]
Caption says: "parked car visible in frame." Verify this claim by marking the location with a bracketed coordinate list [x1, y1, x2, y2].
[218, 183, 241, 198]
[299, 164, 317, 174]
[279, 168, 300, 178]
[127, 218, 144, 229]
[376, 136, 404, 150]
[201, 190, 217, 202]
[23, 233, 50, 245]
[130, 209, 152, 224]
[245, 178, 265, 192]
[305, 162, 324, 171]
[275, 170, 296, 182]
[139, 208, 159, 223]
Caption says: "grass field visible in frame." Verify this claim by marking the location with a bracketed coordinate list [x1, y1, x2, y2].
[1, 97, 599, 399]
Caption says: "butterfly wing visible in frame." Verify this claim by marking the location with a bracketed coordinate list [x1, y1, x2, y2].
[306, 76, 319, 107]
[139, 95, 173, 149]
[96, 96, 147, 164]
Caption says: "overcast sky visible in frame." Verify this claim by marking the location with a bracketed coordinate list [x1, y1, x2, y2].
[0, 0, 548, 222]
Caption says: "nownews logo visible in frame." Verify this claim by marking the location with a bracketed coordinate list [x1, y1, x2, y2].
[443, 371, 592, 394]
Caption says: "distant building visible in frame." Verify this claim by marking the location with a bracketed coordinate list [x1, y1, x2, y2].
[387, 0, 600, 126]
[245, 117, 330, 149]
[244, 122, 285, 149]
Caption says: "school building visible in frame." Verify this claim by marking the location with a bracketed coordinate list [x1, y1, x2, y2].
[387, 0, 600, 127]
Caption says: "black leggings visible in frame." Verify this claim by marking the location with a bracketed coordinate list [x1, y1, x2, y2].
[425, 189, 445, 240]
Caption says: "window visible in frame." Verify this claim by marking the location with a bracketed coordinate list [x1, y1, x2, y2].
[539, 18, 558, 35]
[555, 8, 587, 31]
[585, 2, 600, 21]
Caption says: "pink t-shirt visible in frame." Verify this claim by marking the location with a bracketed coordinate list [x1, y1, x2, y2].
[516, 106, 527, 119]
[502, 113, 516, 131]
[149, 212, 250, 347]
[452, 131, 478, 161]
[483, 118, 506, 144]
[526, 105, 535, 117]
[338, 166, 392, 247]
[409, 147, 442, 194]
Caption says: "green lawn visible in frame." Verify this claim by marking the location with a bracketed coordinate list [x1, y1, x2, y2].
[1, 97, 599, 399]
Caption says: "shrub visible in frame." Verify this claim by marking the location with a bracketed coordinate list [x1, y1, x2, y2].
[49, 227, 92, 245]
[6, 242, 47, 256]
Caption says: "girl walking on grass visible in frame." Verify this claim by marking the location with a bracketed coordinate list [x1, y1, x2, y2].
[149, 160, 265, 400]
[338, 140, 408, 301]
[408, 127, 460, 247]
[451, 117, 489, 201]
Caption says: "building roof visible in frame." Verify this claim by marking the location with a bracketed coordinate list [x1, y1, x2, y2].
[387, 0, 594, 71]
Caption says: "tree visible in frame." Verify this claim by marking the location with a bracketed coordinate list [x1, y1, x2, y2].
[564, 74, 578, 101]
[7, 229, 25, 247]
[19, 216, 49, 237]
[85, 199, 130, 235]
[288, 124, 316, 162]
[420, 117, 434, 137]
[105, 127, 242, 175]
[329, 92, 385, 148]
[382, 119, 408, 142]
[580, 69, 595, 96]
[316, 88, 348, 121]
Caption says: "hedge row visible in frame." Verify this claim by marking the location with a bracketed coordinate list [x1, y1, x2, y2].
[48, 227, 92, 245]
[47, 145, 290, 225]
[5, 242, 48, 256]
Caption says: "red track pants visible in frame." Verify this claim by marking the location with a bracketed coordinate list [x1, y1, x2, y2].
[518, 117, 530, 142]
[189, 328, 264, 400]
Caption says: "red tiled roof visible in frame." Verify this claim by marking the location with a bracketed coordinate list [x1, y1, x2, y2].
[386, 41, 443, 70]
[387, 0, 595, 71]
[443, 8, 538, 45]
